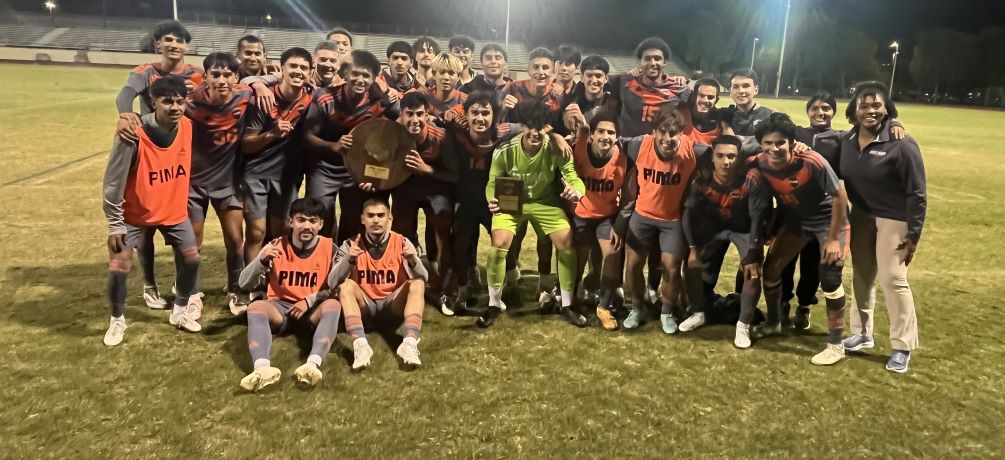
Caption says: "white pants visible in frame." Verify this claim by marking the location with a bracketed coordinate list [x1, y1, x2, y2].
[849, 208, 919, 351]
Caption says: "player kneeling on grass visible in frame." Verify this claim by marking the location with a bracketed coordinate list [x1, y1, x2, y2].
[238, 198, 342, 391]
[327, 198, 429, 369]
[751, 113, 850, 366]
[677, 135, 769, 348]
[102, 76, 202, 345]
[478, 99, 588, 329]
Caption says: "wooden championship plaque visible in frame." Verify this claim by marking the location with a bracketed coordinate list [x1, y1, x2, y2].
[344, 118, 415, 190]
[495, 176, 524, 214]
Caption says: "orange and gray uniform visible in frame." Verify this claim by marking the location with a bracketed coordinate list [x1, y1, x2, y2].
[102, 114, 200, 315]
[603, 73, 691, 138]
[116, 62, 203, 115]
[752, 149, 848, 339]
[839, 122, 925, 350]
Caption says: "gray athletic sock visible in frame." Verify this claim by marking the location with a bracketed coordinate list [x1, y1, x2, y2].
[173, 247, 200, 307]
[660, 300, 673, 315]
[226, 252, 246, 293]
[247, 312, 273, 364]
[107, 271, 128, 317]
[740, 285, 760, 325]
[309, 308, 342, 365]
[825, 296, 846, 344]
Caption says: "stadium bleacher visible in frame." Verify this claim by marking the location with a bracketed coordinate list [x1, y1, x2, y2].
[0, 13, 688, 76]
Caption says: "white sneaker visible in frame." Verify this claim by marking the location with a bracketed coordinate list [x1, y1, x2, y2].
[645, 288, 659, 305]
[352, 338, 373, 370]
[293, 363, 323, 386]
[439, 294, 455, 316]
[811, 343, 846, 366]
[734, 322, 751, 349]
[679, 312, 706, 332]
[169, 310, 202, 333]
[186, 295, 204, 321]
[239, 366, 281, 392]
[142, 286, 168, 309]
[228, 292, 249, 316]
[103, 317, 127, 346]
[397, 336, 421, 367]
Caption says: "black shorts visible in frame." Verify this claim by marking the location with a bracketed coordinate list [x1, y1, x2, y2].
[573, 214, 615, 246]
[391, 178, 454, 219]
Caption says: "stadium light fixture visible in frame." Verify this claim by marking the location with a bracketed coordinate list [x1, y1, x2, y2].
[750, 37, 759, 71]
[44, 1, 55, 13]
[265, 13, 272, 26]
[889, 41, 900, 97]
[774, 0, 791, 98]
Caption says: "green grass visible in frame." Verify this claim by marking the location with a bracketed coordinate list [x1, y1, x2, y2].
[1, 62, 1003, 458]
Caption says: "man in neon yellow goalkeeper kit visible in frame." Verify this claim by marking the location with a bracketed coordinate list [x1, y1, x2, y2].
[478, 99, 587, 328]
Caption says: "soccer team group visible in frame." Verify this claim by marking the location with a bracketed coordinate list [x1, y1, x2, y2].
[101, 19, 926, 391]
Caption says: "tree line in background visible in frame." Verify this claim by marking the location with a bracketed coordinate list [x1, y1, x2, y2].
[667, 1, 1005, 107]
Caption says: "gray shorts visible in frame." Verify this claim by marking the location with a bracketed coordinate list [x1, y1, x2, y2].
[702, 230, 751, 261]
[306, 168, 350, 214]
[124, 220, 197, 250]
[243, 177, 297, 221]
[573, 214, 615, 245]
[361, 283, 408, 320]
[188, 185, 243, 222]
[267, 298, 324, 334]
[627, 214, 685, 256]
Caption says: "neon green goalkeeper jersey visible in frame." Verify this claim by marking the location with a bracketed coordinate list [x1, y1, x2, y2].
[485, 133, 585, 205]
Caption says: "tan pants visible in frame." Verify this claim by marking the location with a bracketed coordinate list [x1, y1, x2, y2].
[849, 208, 919, 350]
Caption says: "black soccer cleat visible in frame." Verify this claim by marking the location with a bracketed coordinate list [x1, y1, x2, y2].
[477, 306, 503, 328]
[559, 306, 587, 328]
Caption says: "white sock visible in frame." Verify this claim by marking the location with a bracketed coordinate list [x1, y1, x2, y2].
[253, 358, 271, 369]
[307, 354, 322, 367]
[560, 289, 573, 308]
[737, 321, 749, 329]
[111, 315, 124, 322]
[488, 286, 501, 307]
[353, 337, 369, 347]
[172, 304, 186, 315]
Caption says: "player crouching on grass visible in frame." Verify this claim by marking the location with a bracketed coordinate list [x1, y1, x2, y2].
[676, 135, 769, 348]
[478, 99, 588, 329]
[238, 198, 342, 391]
[102, 76, 202, 345]
[327, 198, 429, 369]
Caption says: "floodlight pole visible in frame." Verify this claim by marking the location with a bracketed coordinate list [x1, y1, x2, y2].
[504, 0, 511, 54]
[750, 37, 759, 71]
[172, 0, 178, 20]
[774, 0, 790, 97]
[889, 42, 900, 97]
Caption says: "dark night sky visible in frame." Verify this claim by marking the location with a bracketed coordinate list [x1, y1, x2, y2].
[4, 0, 1004, 59]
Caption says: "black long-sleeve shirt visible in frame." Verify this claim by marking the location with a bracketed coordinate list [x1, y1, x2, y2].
[838, 122, 927, 243]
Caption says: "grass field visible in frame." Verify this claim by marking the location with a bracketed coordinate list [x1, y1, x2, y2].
[1, 62, 1004, 458]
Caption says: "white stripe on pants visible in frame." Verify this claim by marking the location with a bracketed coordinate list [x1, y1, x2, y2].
[849, 207, 919, 351]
